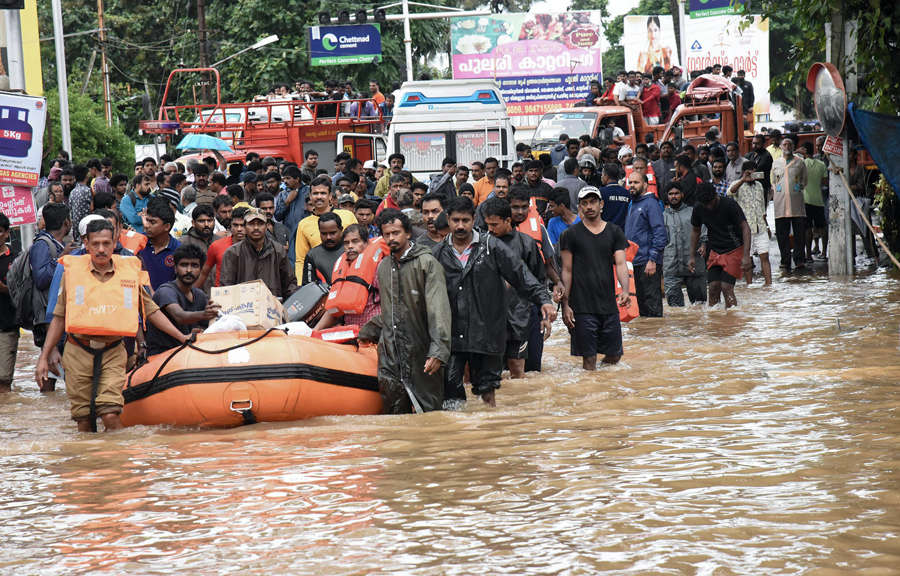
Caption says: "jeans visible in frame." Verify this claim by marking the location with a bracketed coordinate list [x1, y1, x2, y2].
[775, 217, 807, 269]
[634, 263, 664, 317]
[664, 274, 708, 306]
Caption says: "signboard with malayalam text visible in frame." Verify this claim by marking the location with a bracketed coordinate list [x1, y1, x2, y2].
[450, 12, 604, 117]
[0, 92, 47, 188]
[0, 184, 37, 226]
[308, 24, 382, 66]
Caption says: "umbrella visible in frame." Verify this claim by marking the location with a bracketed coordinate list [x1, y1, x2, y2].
[176, 133, 233, 152]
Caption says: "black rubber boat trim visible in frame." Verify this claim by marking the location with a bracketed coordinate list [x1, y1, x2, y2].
[123, 363, 379, 404]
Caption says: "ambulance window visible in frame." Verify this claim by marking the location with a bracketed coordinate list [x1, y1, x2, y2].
[397, 133, 446, 172]
[455, 131, 501, 169]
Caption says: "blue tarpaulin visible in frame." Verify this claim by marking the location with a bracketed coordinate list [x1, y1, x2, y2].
[848, 103, 900, 201]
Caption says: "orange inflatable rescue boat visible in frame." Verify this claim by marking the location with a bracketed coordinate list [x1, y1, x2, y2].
[122, 328, 382, 428]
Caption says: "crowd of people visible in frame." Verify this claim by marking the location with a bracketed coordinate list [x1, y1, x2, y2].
[0, 113, 849, 428]
[583, 63, 755, 126]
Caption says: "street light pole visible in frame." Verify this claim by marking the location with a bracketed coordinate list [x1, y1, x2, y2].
[210, 35, 279, 68]
[402, 0, 413, 82]
[51, 0, 72, 157]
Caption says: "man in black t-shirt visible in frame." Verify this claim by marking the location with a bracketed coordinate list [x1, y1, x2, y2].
[145, 244, 220, 356]
[559, 186, 631, 370]
[689, 183, 751, 309]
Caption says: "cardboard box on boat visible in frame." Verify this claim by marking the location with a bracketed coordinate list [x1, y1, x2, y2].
[211, 280, 284, 330]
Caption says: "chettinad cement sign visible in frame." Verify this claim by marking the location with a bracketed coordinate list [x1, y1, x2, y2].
[309, 24, 382, 66]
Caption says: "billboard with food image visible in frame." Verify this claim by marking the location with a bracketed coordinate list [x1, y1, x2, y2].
[451, 12, 604, 117]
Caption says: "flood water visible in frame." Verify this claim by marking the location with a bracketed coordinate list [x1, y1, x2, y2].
[2, 263, 900, 574]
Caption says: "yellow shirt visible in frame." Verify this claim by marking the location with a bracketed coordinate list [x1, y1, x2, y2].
[294, 209, 358, 278]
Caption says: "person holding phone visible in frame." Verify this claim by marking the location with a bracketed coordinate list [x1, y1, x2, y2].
[728, 162, 771, 285]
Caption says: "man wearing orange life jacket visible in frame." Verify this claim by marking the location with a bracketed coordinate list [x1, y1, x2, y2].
[508, 188, 565, 373]
[626, 156, 658, 198]
[34, 218, 189, 432]
[313, 224, 384, 331]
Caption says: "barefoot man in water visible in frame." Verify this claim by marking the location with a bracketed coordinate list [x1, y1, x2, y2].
[559, 186, 631, 370]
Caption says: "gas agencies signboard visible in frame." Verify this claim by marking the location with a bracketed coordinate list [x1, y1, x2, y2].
[0, 92, 47, 187]
[309, 24, 382, 66]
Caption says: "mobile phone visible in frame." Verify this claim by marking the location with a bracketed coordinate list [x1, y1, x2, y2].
[752, 171, 764, 180]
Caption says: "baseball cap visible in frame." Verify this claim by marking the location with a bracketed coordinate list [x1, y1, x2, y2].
[363, 160, 376, 170]
[243, 207, 267, 223]
[577, 186, 602, 201]
[338, 193, 355, 205]
[240, 171, 258, 183]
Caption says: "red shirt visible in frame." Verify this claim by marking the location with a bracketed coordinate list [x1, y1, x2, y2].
[640, 83, 661, 119]
[206, 236, 233, 286]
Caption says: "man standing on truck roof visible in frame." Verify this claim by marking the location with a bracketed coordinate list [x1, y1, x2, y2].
[640, 74, 662, 126]
[370, 81, 385, 106]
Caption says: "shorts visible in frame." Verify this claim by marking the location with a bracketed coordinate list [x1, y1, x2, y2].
[61, 340, 127, 420]
[0, 330, 19, 384]
[570, 312, 623, 359]
[504, 339, 528, 360]
[806, 203, 826, 228]
[707, 266, 737, 285]
[750, 230, 770, 254]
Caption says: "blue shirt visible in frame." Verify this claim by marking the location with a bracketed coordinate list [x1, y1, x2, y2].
[275, 185, 309, 263]
[119, 191, 150, 233]
[547, 215, 580, 247]
[624, 192, 668, 266]
[138, 235, 180, 290]
[29, 231, 65, 292]
[600, 185, 631, 229]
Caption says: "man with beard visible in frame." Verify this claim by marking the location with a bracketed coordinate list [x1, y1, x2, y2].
[481, 197, 550, 379]
[663, 182, 707, 306]
[221, 208, 297, 298]
[358, 209, 451, 414]
[710, 157, 729, 197]
[145, 244, 220, 356]
[673, 154, 702, 206]
[416, 193, 446, 248]
[301, 212, 345, 285]
[240, 171, 259, 205]
[255, 192, 291, 253]
[192, 164, 215, 207]
[524, 160, 553, 217]
[179, 204, 216, 251]
[67, 165, 93, 242]
[59, 167, 76, 204]
[274, 166, 308, 262]
[433, 197, 555, 408]
[624, 170, 667, 317]
[212, 195, 234, 237]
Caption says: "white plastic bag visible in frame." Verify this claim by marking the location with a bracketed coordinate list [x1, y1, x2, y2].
[204, 314, 247, 334]
[275, 321, 312, 337]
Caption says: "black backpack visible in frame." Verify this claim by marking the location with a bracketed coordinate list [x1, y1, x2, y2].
[7, 235, 57, 329]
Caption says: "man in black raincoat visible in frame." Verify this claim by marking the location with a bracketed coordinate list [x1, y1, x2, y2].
[432, 197, 556, 408]
[359, 209, 451, 414]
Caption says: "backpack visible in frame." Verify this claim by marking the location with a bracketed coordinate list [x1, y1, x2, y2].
[7, 235, 57, 329]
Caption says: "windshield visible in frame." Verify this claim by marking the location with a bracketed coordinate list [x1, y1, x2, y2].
[532, 112, 597, 147]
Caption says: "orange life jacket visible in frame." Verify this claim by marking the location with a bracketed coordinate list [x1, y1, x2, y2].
[119, 229, 148, 254]
[517, 199, 545, 261]
[325, 237, 388, 316]
[625, 239, 639, 262]
[615, 260, 640, 323]
[625, 165, 658, 198]
[59, 254, 150, 337]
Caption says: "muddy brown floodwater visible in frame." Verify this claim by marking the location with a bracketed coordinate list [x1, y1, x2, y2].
[2, 266, 899, 575]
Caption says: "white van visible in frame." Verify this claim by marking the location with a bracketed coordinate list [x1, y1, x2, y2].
[386, 80, 516, 181]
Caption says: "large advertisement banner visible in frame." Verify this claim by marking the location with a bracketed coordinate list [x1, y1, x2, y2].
[683, 15, 770, 115]
[0, 92, 47, 187]
[450, 12, 603, 117]
[622, 15, 681, 74]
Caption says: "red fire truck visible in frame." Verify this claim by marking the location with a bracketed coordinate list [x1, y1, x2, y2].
[139, 68, 386, 172]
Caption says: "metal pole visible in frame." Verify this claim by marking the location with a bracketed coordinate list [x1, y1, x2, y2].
[197, 0, 209, 102]
[678, 0, 688, 76]
[51, 0, 72, 157]
[5, 10, 34, 249]
[97, 0, 112, 126]
[402, 0, 413, 82]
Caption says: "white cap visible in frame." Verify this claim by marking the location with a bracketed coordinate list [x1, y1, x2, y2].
[617, 145, 633, 159]
[577, 186, 602, 201]
[78, 214, 106, 238]
[363, 160, 376, 170]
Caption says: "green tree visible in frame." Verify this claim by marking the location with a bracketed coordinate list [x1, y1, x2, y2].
[44, 87, 135, 172]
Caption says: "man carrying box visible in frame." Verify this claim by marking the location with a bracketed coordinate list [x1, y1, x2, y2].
[220, 208, 297, 299]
